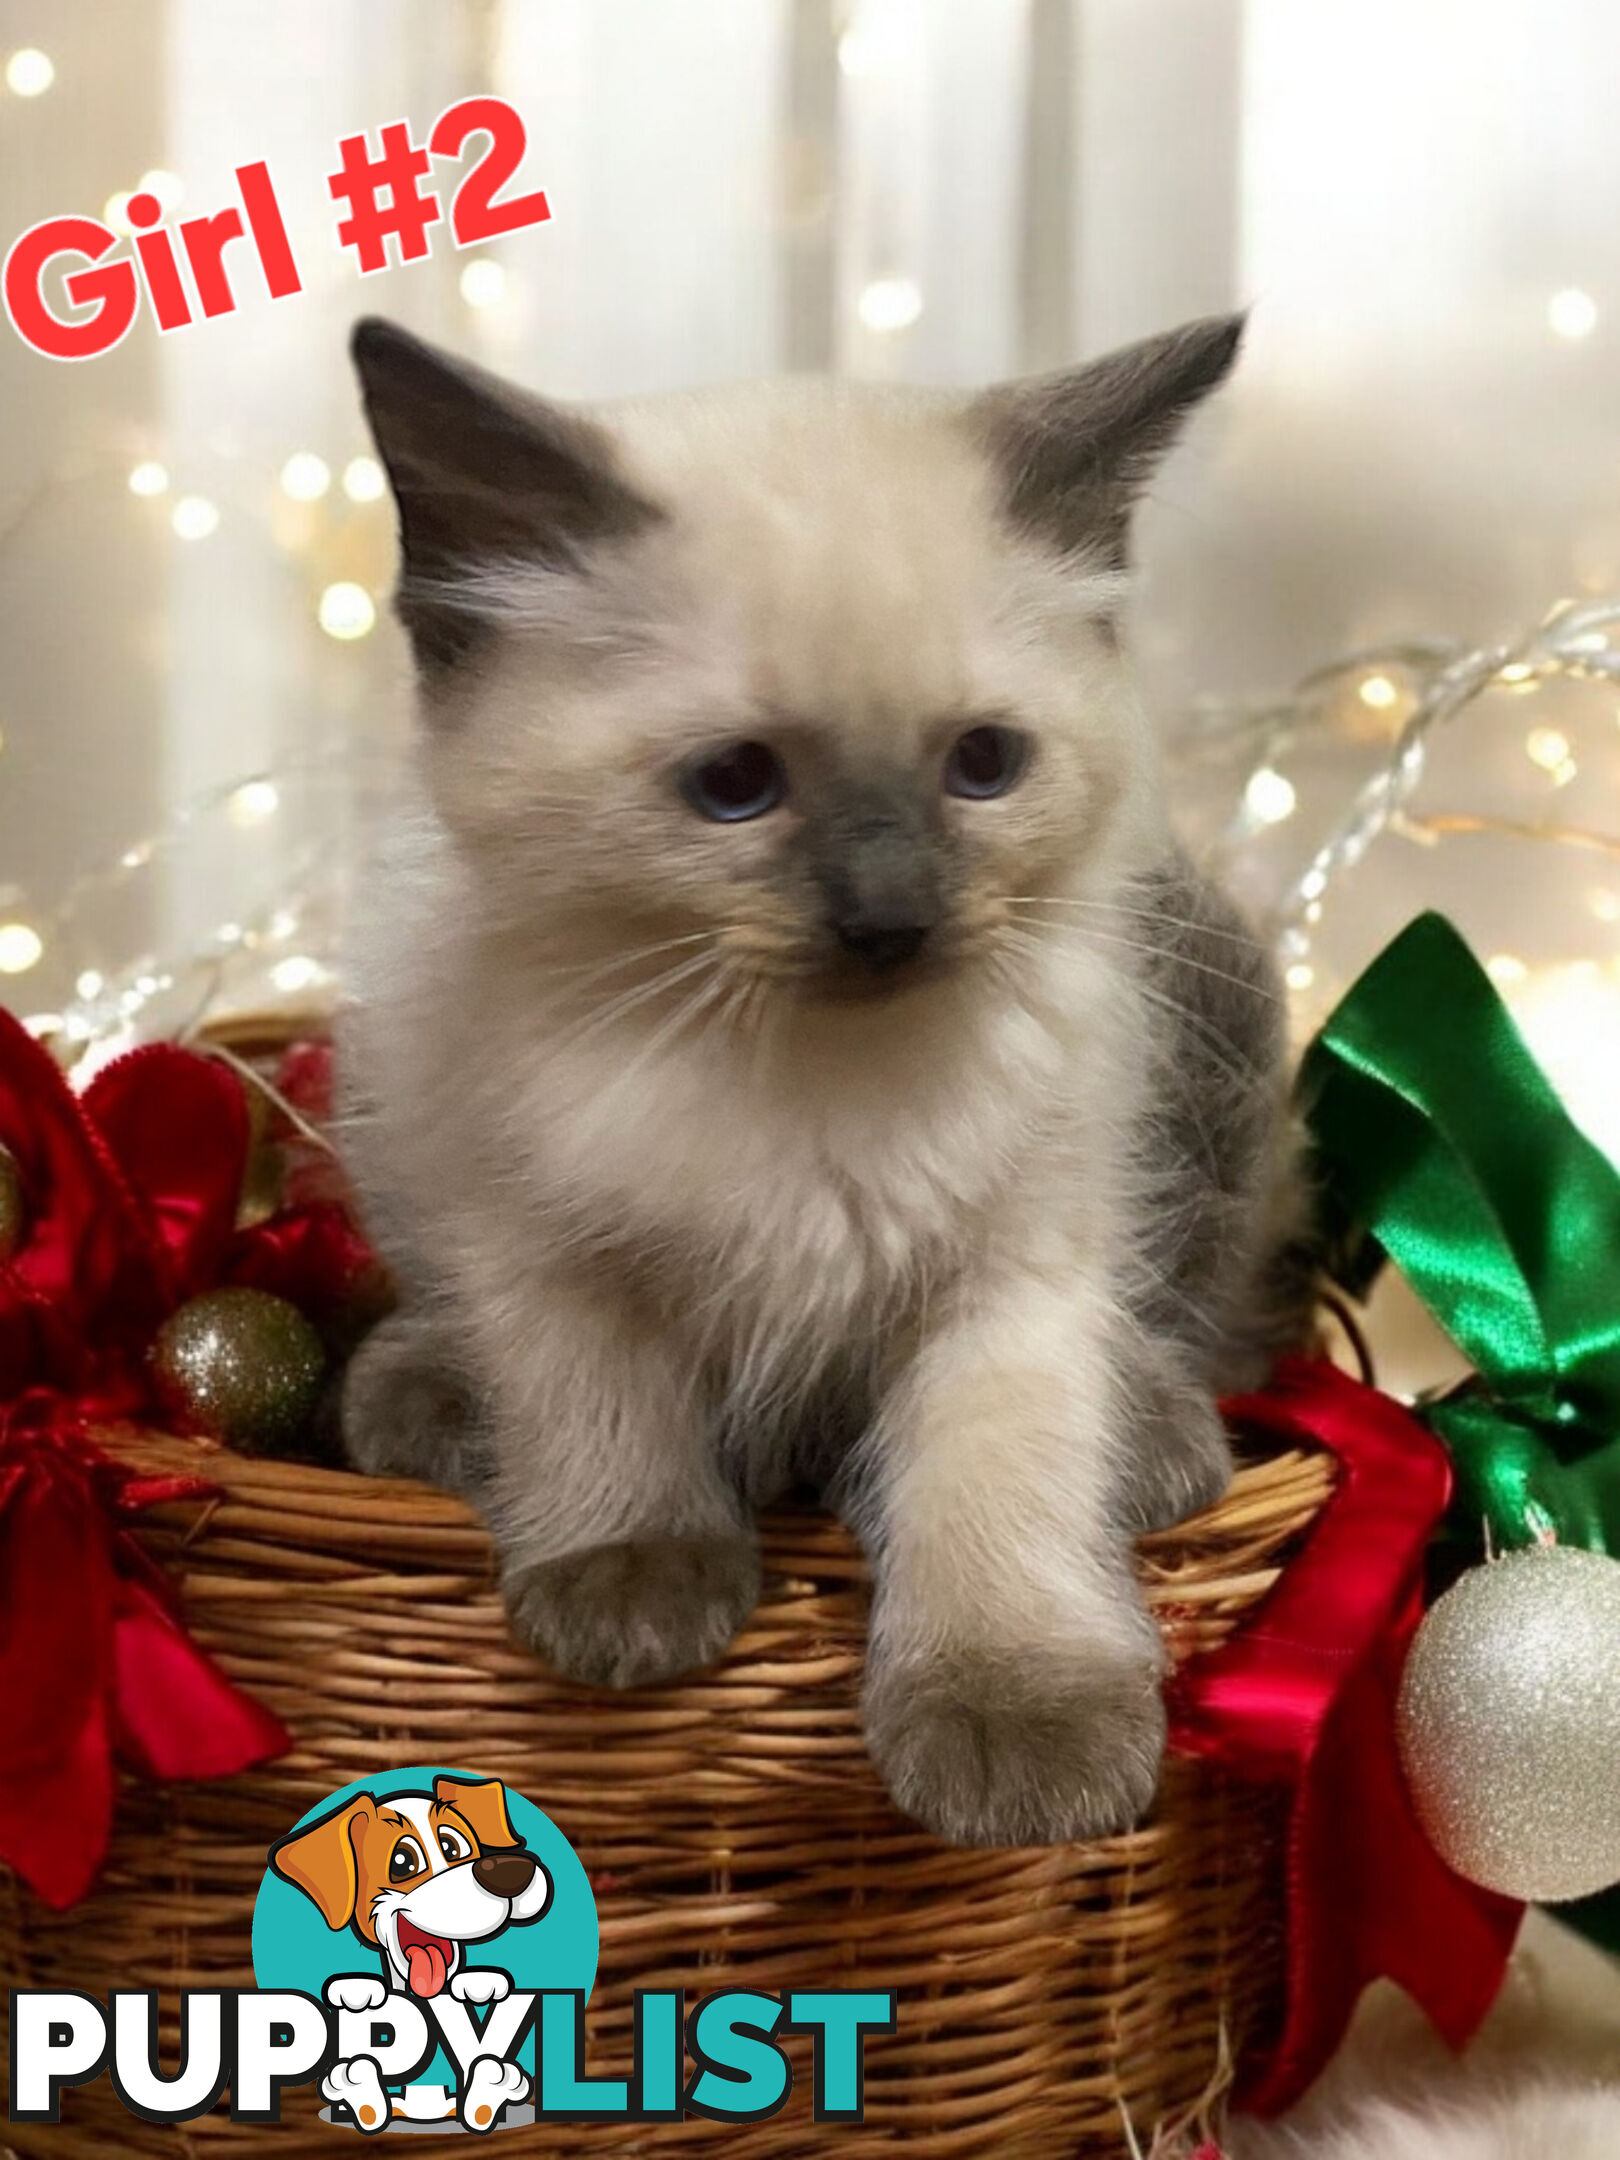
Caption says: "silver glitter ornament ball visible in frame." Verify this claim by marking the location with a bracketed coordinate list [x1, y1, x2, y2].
[1397, 1543, 1620, 1903]
[151, 1286, 326, 1455]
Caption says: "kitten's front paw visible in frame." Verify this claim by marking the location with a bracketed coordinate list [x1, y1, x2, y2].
[864, 1637, 1166, 1847]
[1115, 1377, 1233, 1535]
[342, 1313, 488, 1494]
[506, 1535, 761, 1688]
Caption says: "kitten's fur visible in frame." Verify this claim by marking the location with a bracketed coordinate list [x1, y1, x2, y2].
[341, 313, 1299, 1847]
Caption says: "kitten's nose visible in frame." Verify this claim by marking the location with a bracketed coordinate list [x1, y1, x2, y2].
[472, 1850, 538, 1898]
[835, 920, 932, 970]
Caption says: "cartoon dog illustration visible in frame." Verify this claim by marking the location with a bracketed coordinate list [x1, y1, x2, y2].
[270, 1774, 552, 2133]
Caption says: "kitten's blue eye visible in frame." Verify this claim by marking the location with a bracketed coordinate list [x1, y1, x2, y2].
[944, 724, 1029, 800]
[681, 741, 786, 823]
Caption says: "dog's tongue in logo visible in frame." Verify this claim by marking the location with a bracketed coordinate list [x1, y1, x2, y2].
[398, 1918, 453, 1998]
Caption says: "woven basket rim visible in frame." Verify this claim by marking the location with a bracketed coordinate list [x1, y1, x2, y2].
[107, 1419, 1337, 1640]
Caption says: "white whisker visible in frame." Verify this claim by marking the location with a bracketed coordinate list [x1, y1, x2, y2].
[1004, 893, 1271, 954]
[1004, 905, 1279, 1002]
[544, 947, 723, 1060]
[536, 929, 726, 985]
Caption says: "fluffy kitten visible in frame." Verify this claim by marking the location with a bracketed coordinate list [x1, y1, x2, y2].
[340, 312, 1298, 1847]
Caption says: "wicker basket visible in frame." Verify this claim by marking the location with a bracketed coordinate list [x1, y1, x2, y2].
[0, 1423, 1332, 2156]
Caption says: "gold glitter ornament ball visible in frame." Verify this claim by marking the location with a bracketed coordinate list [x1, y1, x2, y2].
[1397, 1544, 1620, 1903]
[0, 1142, 23, 1262]
[151, 1286, 326, 1454]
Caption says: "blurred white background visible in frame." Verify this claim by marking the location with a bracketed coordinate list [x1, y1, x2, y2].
[1, 0, 1618, 1108]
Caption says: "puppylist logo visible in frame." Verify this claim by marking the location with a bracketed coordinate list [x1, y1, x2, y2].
[7, 1766, 895, 2134]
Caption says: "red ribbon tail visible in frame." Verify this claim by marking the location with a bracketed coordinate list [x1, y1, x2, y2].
[0, 1441, 121, 1907]
[0, 1690, 117, 1911]
[111, 1569, 290, 1782]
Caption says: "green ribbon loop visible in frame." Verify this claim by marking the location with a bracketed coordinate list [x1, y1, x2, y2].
[1302, 912, 1620, 1557]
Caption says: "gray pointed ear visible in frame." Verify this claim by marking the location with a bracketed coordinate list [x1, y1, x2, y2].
[350, 317, 662, 674]
[972, 313, 1244, 569]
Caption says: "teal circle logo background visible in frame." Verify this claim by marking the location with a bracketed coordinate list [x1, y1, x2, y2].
[251, 1765, 598, 2085]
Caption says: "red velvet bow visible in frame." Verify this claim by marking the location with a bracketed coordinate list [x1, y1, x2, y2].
[0, 1014, 374, 1407]
[1170, 1358, 1523, 2115]
[0, 1008, 378, 1907]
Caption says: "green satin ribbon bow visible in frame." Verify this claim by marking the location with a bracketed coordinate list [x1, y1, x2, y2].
[1301, 911, 1620, 1560]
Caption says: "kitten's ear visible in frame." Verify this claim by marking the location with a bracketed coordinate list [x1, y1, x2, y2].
[972, 313, 1244, 569]
[350, 316, 661, 674]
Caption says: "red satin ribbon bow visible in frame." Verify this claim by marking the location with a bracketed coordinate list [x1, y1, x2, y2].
[1170, 1358, 1523, 2115]
[0, 1009, 380, 1906]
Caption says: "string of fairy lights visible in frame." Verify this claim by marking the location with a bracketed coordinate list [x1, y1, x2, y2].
[125, 448, 387, 640]
[1180, 598, 1620, 1162]
[1194, 599, 1620, 996]
[0, 418, 403, 985]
